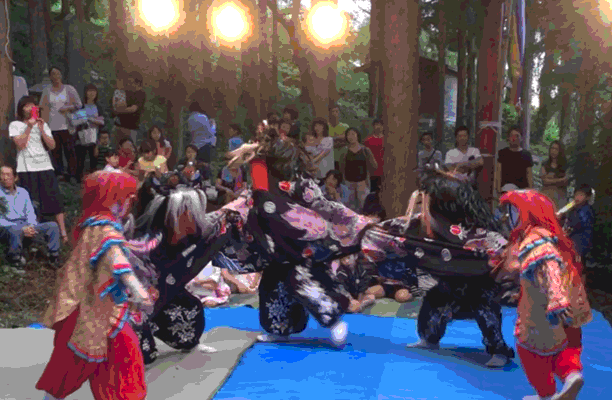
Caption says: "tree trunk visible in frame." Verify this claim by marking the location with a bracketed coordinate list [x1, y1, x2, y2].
[43, 0, 52, 60]
[108, 0, 131, 73]
[573, 80, 597, 188]
[456, 30, 467, 124]
[475, 0, 504, 205]
[436, 0, 447, 143]
[558, 89, 571, 143]
[520, 4, 536, 149]
[74, 0, 86, 22]
[466, 37, 475, 133]
[270, 0, 279, 104]
[381, 0, 420, 218]
[240, 0, 260, 128]
[0, 0, 14, 165]
[370, 0, 384, 118]
[28, 0, 49, 85]
[259, 0, 275, 115]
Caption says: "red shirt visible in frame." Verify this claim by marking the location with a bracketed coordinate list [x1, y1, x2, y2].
[118, 148, 135, 168]
[364, 135, 384, 177]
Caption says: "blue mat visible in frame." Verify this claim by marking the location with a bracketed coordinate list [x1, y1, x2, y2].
[205, 307, 611, 400]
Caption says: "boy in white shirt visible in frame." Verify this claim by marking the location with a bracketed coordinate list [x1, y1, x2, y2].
[444, 126, 483, 187]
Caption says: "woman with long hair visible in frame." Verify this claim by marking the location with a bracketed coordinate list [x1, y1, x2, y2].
[10, 96, 69, 243]
[540, 140, 569, 209]
[497, 190, 592, 400]
[36, 171, 151, 400]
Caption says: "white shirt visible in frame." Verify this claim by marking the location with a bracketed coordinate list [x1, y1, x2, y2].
[9, 121, 54, 173]
[41, 84, 82, 131]
[444, 147, 482, 184]
[314, 137, 334, 179]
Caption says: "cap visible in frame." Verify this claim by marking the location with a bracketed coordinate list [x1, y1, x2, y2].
[500, 183, 519, 193]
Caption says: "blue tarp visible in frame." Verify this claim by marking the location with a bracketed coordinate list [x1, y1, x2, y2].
[207, 307, 611, 400]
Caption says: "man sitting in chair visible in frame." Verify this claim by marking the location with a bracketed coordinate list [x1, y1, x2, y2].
[0, 164, 60, 273]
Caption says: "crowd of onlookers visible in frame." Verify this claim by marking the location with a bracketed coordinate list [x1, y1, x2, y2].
[1, 66, 596, 313]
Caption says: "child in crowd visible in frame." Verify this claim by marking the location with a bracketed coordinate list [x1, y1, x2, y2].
[117, 138, 136, 169]
[178, 144, 211, 183]
[94, 131, 112, 170]
[228, 124, 244, 151]
[333, 254, 377, 313]
[102, 149, 122, 173]
[564, 184, 596, 264]
[417, 132, 443, 184]
[215, 165, 245, 204]
[279, 118, 293, 140]
[148, 125, 172, 160]
[75, 84, 105, 182]
[321, 169, 350, 205]
[136, 139, 168, 181]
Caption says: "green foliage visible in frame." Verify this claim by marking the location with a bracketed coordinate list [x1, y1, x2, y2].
[543, 118, 560, 143]
[502, 103, 519, 136]
[0, 198, 7, 216]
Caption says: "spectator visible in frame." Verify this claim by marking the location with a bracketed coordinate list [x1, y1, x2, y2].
[39, 66, 82, 182]
[187, 262, 232, 307]
[540, 140, 569, 209]
[417, 132, 443, 183]
[495, 126, 533, 194]
[321, 169, 350, 205]
[307, 117, 334, 180]
[136, 139, 168, 181]
[148, 125, 172, 160]
[177, 144, 211, 184]
[278, 118, 293, 140]
[328, 104, 350, 170]
[117, 138, 137, 176]
[228, 124, 244, 151]
[444, 125, 483, 187]
[362, 189, 386, 221]
[364, 119, 385, 192]
[102, 149, 122, 173]
[75, 84, 105, 182]
[10, 96, 69, 243]
[114, 71, 146, 144]
[215, 165, 245, 204]
[283, 105, 301, 140]
[340, 127, 378, 212]
[564, 184, 596, 263]
[187, 99, 217, 163]
[0, 165, 60, 272]
[334, 254, 377, 313]
[94, 131, 113, 170]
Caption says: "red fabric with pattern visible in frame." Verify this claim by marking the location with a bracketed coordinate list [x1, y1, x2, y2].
[36, 308, 147, 400]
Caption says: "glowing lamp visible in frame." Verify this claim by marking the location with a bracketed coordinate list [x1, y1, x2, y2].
[305, 1, 349, 48]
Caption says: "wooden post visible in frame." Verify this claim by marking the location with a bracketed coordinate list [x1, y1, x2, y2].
[436, 0, 447, 144]
[380, 0, 420, 217]
[475, 0, 505, 206]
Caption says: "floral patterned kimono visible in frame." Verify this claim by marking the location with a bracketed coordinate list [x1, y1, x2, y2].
[36, 217, 146, 400]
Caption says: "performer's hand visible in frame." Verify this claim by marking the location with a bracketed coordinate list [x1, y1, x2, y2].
[558, 309, 572, 327]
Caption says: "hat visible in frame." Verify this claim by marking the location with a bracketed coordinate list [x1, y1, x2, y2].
[500, 183, 519, 193]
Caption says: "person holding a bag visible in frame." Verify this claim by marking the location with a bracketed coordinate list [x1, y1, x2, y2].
[340, 127, 378, 212]
[75, 84, 105, 182]
[10, 96, 69, 244]
[39, 66, 83, 183]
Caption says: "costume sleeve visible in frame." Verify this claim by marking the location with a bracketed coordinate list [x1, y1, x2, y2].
[524, 241, 571, 326]
[92, 234, 134, 305]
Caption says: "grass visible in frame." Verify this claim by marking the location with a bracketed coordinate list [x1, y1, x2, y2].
[0, 180, 80, 329]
